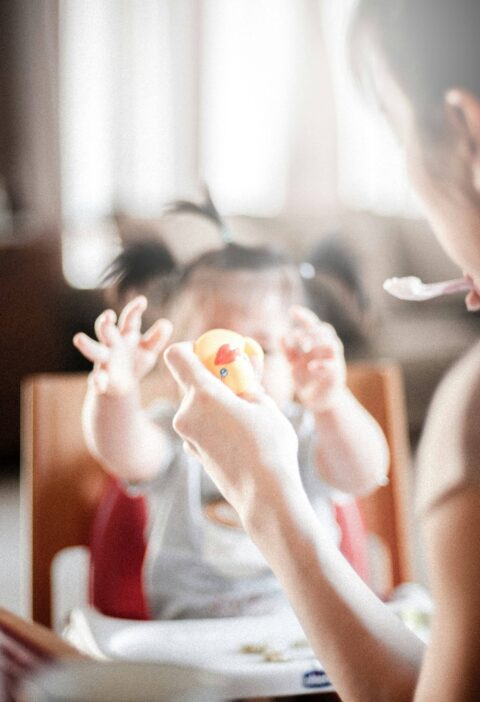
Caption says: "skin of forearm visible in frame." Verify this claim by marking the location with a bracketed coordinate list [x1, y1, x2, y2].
[82, 385, 170, 482]
[313, 389, 389, 495]
[245, 483, 423, 702]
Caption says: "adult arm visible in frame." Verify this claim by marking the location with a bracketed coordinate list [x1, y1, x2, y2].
[414, 487, 480, 702]
[164, 343, 424, 702]
[413, 345, 480, 701]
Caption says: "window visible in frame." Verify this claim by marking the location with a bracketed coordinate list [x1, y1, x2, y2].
[322, 0, 421, 216]
[200, 0, 300, 215]
[60, 0, 177, 288]
[59, 0, 420, 289]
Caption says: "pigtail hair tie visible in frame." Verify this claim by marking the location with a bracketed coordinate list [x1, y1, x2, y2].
[298, 262, 316, 280]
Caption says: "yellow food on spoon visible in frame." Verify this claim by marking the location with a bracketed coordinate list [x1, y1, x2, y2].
[194, 328, 264, 395]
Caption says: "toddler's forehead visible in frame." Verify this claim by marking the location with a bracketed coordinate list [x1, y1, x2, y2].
[186, 267, 302, 305]
[177, 269, 295, 337]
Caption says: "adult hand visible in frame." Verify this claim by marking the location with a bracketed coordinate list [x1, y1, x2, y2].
[73, 296, 173, 397]
[164, 342, 302, 525]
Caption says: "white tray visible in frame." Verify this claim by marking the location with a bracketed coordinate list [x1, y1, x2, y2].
[66, 605, 333, 698]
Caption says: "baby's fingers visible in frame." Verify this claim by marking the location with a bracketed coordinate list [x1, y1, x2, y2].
[307, 358, 336, 374]
[95, 309, 120, 346]
[73, 333, 110, 365]
[118, 295, 147, 335]
[289, 305, 321, 330]
[141, 318, 173, 357]
[289, 305, 340, 344]
[281, 335, 299, 363]
[307, 358, 346, 385]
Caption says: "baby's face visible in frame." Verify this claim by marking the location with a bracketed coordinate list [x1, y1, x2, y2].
[174, 274, 295, 407]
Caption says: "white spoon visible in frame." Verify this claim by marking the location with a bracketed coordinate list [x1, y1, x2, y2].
[383, 276, 473, 301]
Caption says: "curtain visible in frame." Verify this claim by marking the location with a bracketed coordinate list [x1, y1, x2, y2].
[0, 0, 61, 235]
[322, 0, 421, 217]
[59, 0, 340, 287]
[200, 0, 338, 217]
[60, 0, 423, 288]
[60, 0, 338, 220]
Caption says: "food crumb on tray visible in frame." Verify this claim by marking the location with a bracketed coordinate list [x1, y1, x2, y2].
[262, 648, 292, 663]
[291, 638, 311, 649]
[240, 638, 315, 663]
[240, 642, 270, 654]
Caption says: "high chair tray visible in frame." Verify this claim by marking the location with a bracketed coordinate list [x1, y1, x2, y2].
[66, 605, 333, 698]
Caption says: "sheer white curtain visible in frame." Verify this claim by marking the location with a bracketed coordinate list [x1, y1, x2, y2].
[195, 0, 419, 219]
[200, 0, 301, 215]
[322, 0, 421, 217]
[60, 0, 418, 289]
[60, 0, 177, 221]
[201, 0, 338, 217]
[60, 0, 336, 287]
[60, 0, 181, 287]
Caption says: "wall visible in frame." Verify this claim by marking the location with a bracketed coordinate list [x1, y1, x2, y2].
[0, 236, 103, 468]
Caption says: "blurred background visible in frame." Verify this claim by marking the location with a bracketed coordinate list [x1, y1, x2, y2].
[1, 0, 479, 613]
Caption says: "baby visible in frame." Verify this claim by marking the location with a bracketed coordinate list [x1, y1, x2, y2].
[74, 219, 388, 620]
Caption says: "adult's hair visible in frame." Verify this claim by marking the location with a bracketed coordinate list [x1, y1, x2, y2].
[350, 0, 480, 121]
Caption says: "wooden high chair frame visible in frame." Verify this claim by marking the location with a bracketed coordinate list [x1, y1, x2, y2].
[0, 607, 84, 700]
[21, 363, 413, 629]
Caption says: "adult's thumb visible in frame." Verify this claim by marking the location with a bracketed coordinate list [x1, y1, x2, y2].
[164, 342, 221, 393]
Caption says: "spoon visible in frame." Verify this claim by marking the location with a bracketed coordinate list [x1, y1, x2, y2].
[383, 276, 473, 301]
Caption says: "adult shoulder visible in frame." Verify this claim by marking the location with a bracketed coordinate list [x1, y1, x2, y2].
[416, 340, 480, 516]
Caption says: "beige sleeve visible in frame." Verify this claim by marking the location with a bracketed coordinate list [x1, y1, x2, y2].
[416, 341, 480, 516]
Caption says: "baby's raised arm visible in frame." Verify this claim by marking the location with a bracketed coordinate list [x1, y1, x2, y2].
[73, 296, 173, 483]
[283, 306, 389, 495]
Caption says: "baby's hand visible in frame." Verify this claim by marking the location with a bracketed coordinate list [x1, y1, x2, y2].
[73, 296, 173, 396]
[282, 306, 346, 414]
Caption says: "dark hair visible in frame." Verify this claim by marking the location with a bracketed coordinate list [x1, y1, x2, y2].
[179, 242, 294, 286]
[103, 239, 302, 308]
[103, 228, 371, 352]
[307, 236, 368, 311]
[304, 236, 370, 353]
[104, 188, 302, 306]
[164, 186, 233, 244]
[102, 239, 176, 296]
[350, 0, 480, 120]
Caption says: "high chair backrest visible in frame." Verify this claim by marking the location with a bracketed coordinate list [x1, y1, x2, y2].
[347, 363, 413, 593]
[22, 363, 412, 628]
[21, 373, 159, 628]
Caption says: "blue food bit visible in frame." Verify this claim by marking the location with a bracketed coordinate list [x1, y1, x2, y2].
[220, 367, 229, 377]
